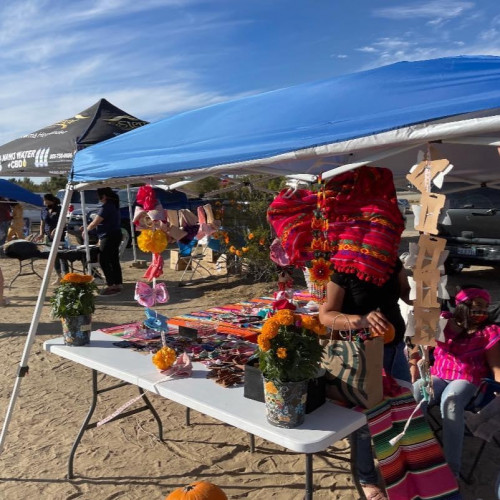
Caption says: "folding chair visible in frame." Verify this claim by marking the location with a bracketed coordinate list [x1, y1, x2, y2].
[177, 237, 215, 286]
[426, 377, 500, 483]
[1, 240, 50, 288]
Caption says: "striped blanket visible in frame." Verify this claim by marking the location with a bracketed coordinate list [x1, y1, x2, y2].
[365, 378, 461, 500]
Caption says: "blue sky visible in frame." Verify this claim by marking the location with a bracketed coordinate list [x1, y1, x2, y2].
[1, 0, 500, 149]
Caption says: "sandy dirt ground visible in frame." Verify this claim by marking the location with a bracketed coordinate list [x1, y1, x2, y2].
[1, 234, 499, 500]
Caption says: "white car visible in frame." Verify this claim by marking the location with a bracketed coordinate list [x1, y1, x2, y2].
[56, 189, 102, 218]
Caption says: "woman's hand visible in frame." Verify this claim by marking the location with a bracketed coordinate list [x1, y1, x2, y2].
[362, 310, 390, 335]
[410, 364, 420, 384]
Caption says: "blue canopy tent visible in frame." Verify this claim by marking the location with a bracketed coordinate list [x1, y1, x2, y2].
[0, 179, 43, 206]
[3, 55, 500, 454]
[72, 55, 500, 190]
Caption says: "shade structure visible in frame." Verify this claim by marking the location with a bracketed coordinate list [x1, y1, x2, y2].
[72, 56, 500, 189]
[0, 179, 43, 206]
[0, 99, 148, 177]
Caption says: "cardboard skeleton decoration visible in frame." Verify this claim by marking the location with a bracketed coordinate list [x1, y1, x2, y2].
[405, 154, 452, 348]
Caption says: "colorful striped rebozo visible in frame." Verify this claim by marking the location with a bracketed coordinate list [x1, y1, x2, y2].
[267, 166, 405, 286]
[362, 377, 461, 500]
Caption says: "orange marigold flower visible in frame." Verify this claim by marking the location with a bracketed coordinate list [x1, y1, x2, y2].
[229, 245, 237, 254]
[261, 319, 280, 339]
[276, 347, 287, 359]
[274, 309, 294, 326]
[242, 247, 249, 252]
[248, 233, 254, 240]
[259, 238, 265, 245]
[152, 346, 176, 371]
[300, 315, 317, 331]
[61, 273, 93, 284]
[314, 323, 328, 336]
[235, 249, 243, 257]
[264, 380, 278, 394]
[258, 336, 271, 351]
[224, 237, 230, 244]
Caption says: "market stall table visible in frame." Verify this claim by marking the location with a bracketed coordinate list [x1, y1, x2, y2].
[44, 331, 366, 499]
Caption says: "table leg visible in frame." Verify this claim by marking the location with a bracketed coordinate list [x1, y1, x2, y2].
[67, 369, 165, 479]
[248, 433, 255, 453]
[68, 369, 99, 479]
[186, 407, 190, 426]
[139, 387, 164, 441]
[305, 453, 313, 500]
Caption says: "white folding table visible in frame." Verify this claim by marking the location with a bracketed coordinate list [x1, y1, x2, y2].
[44, 331, 366, 499]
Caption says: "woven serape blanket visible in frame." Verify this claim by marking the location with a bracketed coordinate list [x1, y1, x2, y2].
[365, 377, 462, 500]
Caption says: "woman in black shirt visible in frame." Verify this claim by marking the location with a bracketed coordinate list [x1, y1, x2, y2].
[319, 259, 411, 500]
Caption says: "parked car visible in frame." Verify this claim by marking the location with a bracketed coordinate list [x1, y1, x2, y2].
[437, 186, 500, 273]
[22, 193, 44, 234]
[398, 198, 411, 214]
[56, 189, 102, 216]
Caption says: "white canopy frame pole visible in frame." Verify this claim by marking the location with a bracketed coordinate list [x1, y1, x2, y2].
[126, 184, 138, 262]
[80, 190, 92, 271]
[0, 183, 73, 453]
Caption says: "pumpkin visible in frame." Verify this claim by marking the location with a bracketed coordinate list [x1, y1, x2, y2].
[165, 481, 228, 500]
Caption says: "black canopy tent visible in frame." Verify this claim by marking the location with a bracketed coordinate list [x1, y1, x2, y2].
[0, 99, 148, 177]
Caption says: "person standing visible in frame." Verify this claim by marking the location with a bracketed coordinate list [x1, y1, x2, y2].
[0, 197, 12, 245]
[83, 187, 122, 295]
[1, 198, 13, 305]
[40, 193, 66, 282]
[7, 203, 24, 241]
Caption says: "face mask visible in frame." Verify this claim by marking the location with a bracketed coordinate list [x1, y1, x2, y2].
[471, 312, 488, 324]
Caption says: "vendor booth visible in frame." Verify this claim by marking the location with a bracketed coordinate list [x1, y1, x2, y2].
[3, 55, 500, 498]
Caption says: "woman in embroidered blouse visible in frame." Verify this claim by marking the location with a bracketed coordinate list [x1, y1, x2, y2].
[413, 286, 500, 477]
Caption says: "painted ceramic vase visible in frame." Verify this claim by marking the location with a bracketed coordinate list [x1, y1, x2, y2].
[263, 378, 308, 428]
[61, 315, 92, 346]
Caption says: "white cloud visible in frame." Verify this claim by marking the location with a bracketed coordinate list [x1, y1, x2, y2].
[373, 1, 475, 21]
[480, 29, 499, 41]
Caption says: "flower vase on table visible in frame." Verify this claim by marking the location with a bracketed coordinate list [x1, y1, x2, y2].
[257, 307, 326, 429]
[263, 378, 308, 428]
[60, 314, 92, 346]
[50, 273, 98, 346]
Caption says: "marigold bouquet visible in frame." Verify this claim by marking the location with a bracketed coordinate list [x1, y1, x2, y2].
[50, 272, 98, 318]
[258, 309, 326, 382]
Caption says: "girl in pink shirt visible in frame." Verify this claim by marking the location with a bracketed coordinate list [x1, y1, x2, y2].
[413, 286, 500, 477]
